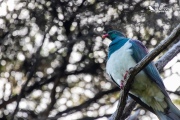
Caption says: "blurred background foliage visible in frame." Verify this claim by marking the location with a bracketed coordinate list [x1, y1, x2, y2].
[0, 0, 179, 120]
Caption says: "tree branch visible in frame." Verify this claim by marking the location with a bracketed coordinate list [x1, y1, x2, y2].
[109, 97, 137, 120]
[114, 23, 180, 120]
[155, 40, 180, 72]
[10, 25, 52, 120]
[50, 87, 119, 119]
[167, 90, 180, 96]
[39, 79, 60, 118]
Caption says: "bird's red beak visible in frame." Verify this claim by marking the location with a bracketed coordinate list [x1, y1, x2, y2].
[102, 34, 109, 39]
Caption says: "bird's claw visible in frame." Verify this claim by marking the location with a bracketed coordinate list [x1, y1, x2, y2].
[120, 80, 125, 89]
[124, 70, 129, 79]
[119, 70, 129, 89]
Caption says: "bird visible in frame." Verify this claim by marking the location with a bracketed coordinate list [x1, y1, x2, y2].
[102, 30, 180, 120]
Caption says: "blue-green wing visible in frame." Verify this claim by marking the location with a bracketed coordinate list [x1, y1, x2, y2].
[129, 39, 169, 97]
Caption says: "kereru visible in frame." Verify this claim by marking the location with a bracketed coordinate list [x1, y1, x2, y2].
[102, 30, 180, 120]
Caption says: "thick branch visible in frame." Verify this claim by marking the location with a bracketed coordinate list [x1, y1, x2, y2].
[109, 98, 136, 120]
[156, 40, 180, 72]
[115, 23, 180, 120]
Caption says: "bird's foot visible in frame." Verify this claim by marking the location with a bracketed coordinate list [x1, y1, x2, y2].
[124, 71, 129, 79]
[120, 80, 125, 89]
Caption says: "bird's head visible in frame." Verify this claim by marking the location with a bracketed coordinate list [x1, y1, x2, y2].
[102, 30, 126, 40]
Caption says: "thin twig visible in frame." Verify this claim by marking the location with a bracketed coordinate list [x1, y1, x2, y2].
[128, 109, 140, 120]
[10, 26, 52, 120]
[39, 79, 60, 118]
[114, 23, 180, 120]
[167, 90, 180, 96]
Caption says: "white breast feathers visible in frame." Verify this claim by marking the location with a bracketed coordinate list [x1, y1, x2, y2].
[106, 41, 137, 85]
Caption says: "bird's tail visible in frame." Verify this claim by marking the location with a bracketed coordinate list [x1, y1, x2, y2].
[156, 99, 180, 120]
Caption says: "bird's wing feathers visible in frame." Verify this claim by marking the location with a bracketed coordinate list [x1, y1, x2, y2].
[129, 39, 169, 97]
[110, 76, 155, 113]
[128, 93, 155, 113]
